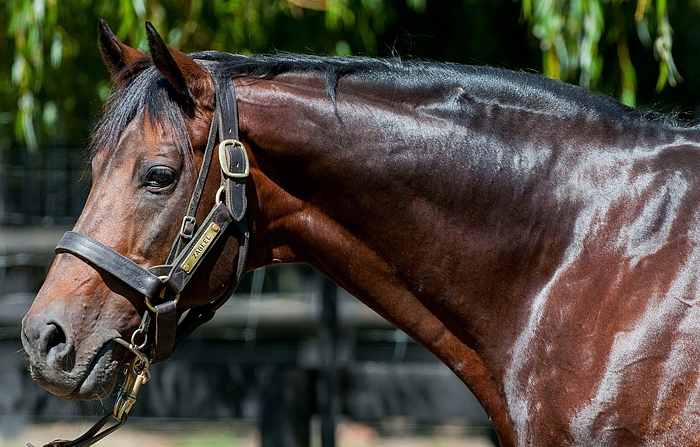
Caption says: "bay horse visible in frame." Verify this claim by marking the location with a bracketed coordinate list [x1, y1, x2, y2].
[20, 20, 700, 446]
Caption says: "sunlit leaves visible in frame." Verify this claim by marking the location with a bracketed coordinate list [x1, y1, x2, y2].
[11, 54, 27, 87]
[1, 0, 684, 152]
[42, 100, 57, 129]
[49, 31, 62, 68]
[116, 0, 151, 51]
[617, 35, 637, 106]
[653, 0, 681, 91]
[7, 0, 57, 151]
[3, 0, 433, 153]
[406, 0, 425, 13]
[523, 0, 605, 88]
[521, 0, 680, 106]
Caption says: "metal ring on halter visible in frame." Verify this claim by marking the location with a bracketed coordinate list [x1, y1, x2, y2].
[130, 329, 148, 351]
[113, 338, 149, 366]
[144, 294, 180, 313]
[128, 310, 150, 351]
[144, 276, 179, 313]
[216, 185, 225, 204]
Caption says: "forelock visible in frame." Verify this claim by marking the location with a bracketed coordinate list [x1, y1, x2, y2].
[89, 65, 193, 162]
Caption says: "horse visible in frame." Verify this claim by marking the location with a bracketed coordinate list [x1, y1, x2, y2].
[20, 19, 700, 446]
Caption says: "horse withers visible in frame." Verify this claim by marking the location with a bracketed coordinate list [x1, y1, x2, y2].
[21, 21, 700, 446]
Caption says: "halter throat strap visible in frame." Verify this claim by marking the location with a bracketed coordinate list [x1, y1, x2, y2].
[54, 68, 249, 364]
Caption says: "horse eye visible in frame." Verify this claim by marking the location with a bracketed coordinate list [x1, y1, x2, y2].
[145, 166, 176, 188]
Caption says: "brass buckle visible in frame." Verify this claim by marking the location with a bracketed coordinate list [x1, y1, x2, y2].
[218, 139, 249, 178]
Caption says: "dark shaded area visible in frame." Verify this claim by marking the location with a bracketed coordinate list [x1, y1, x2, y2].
[0, 267, 497, 446]
[0, 338, 495, 445]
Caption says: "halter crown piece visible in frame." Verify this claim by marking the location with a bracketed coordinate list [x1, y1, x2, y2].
[31, 66, 250, 447]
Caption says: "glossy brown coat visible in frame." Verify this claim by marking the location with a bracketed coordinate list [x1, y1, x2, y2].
[21, 23, 700, 446]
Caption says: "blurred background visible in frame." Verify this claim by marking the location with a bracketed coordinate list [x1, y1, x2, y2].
[2, 0, 700, 446]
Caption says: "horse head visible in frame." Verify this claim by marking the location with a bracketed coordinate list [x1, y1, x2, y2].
[21, 22, 245, 400]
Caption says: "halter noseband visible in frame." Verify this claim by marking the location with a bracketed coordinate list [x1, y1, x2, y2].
[54, 68, 250, 364]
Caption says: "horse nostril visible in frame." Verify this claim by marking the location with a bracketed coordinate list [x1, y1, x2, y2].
[44, 323, 75, 372]
[47, 323, 66, 351]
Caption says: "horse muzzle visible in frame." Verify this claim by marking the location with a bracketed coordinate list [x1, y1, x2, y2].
[21, 299, 123, 400]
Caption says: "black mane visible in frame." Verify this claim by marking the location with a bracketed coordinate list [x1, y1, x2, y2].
[90, 51, 687, 161]
[193, 51, 675, 125]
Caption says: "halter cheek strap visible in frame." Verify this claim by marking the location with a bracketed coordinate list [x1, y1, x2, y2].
[56, 231, 163, 298]
[54, 68, 249, 364]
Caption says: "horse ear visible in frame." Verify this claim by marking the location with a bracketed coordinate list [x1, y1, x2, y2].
[98, 19, 145, 82]
[145, 22, 211, 105]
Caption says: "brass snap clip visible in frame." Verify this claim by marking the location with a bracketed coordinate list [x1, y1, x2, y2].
[113, 338, 151, 420]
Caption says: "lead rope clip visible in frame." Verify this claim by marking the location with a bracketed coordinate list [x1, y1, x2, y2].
[28, 338, 151, 447]
[113, 339, 151, 420]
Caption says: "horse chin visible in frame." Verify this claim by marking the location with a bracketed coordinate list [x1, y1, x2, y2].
[67, 341, 125, 401]
[32, 340, 126, 402]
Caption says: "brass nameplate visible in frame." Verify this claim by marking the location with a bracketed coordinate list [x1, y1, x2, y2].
[180, 222, 221, 274]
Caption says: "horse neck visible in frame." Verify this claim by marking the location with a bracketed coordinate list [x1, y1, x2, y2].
[234, 74, 700, 439]
[237, 74, 567, 353]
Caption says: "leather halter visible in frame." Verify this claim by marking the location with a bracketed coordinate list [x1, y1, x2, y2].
[54, 68, 250, 364]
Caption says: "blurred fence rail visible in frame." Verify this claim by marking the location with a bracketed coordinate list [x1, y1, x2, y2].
[0, 147, 90, 227]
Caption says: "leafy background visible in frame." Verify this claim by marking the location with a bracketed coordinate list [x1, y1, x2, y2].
[2, 0, 700, 154]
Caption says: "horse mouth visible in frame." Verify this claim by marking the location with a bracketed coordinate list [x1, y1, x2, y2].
[72, 340, 126, 400]
[47, 340, 126, 401]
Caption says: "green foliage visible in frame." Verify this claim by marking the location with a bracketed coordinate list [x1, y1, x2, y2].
[0, 0, 686, 151]
[1, 0, 427, 151]
[520, 0, 681, 106]
[7, 0, 61, 151]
